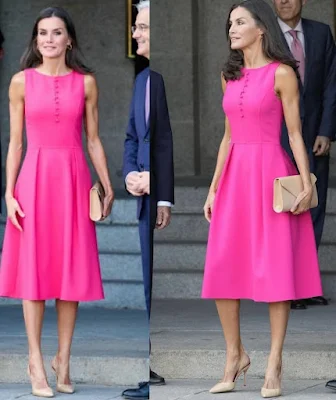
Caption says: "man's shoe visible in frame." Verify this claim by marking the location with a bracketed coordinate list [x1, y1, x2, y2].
[150, 369, 165, 386]
[122, 382, 149, 399]
[305, 296, 329, 306]
[326, 380, 336, 390]
[291, 300, 307, 310]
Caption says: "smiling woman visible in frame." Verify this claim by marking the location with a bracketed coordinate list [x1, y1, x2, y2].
[20, 7, 92, 73]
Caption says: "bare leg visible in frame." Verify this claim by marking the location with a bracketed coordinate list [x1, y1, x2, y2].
[216, 299, 250, 382]
[23, 300, 50, 389]
[53, 300, 78, 385]
[263, 301, 290, 390]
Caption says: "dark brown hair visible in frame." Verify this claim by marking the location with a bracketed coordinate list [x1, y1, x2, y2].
[223, 0, 297, 81]
[20, 7, 93, 73]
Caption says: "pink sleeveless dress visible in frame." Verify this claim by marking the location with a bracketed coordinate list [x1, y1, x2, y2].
[0, 68, 104, 301]
[202, 62, 322, 302]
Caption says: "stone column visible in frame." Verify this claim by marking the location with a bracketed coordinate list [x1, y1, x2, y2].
[151, 0, 196, 177]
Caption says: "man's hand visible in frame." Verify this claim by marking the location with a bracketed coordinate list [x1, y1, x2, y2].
[138, 171, 150, 195]
[313, 136, 331, 156]
[126, 172, 143, 196]
[156, 206, 171, 230]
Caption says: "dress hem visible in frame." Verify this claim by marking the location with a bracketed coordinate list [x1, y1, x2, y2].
[0, 295, 105, 302]
[201, 293, 323, 303]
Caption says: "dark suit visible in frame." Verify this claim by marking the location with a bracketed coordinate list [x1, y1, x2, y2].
[280, 18, 336, 248]
[123, 67, 174, 319]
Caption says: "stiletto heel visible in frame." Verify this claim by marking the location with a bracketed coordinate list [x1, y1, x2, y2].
[51, 358, 75, 394]
[243, 366, 248, 386]
[209, 361, 251, 394]
[27, 365, 54, 398]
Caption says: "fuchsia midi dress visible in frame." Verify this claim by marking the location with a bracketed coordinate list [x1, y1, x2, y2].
[202, 62, 322, 302]
[0, 68, 104, 301]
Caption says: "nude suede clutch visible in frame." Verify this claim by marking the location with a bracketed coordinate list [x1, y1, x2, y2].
[90, 181, 105, 221]
[273, 173, 318, 213]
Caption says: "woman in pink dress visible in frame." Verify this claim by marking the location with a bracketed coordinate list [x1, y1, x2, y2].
[202, 0, 322, 398]
[0, 7, 114, 397]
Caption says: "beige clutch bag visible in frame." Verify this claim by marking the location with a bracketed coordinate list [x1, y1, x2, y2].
[90, 181, 105, 221]
[273, 173, 318, 213]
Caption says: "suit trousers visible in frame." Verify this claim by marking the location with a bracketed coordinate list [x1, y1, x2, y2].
[311, 154, 329, 249]
[138, 195, 154, 320]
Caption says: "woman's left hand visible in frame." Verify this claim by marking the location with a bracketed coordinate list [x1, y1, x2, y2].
[290, 187, 313, 215]
[103, 191, 114, 218]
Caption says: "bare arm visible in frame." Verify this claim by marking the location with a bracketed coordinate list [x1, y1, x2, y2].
[275, 64, 313, 214]
[84, 74, 114, 216]
[5, 72, 25, 230]
[6, 72, 24, 198]
[204, 74, 231, 221]
[209, 74, 231, 193]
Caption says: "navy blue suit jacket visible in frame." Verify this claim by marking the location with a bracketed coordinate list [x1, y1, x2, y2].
[150, 70, 174, 226]
[123, 67, 150, 218]
[281, 19, 336, 165]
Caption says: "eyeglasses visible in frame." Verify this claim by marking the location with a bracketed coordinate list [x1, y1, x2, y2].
[131, 24, 150, 34]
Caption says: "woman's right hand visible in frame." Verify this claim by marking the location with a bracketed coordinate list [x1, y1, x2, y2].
[203, 191, 216, 223]
[6, 195, 25, 231]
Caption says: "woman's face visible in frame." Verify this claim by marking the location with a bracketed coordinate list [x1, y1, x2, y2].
[36, 16, 71, 59]
[228, 7, 263, 51]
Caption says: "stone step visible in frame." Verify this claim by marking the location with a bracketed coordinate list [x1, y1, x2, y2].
[153, 269, 335, 300]
[151, 300, 336, 380]
[0, 197, 143, 309]
[156, 211, 336, 243]
[153, 242, 336, 299]
[0, 252, 145, 309]
[0, 281, 145, 309]
[321, 214, 336, 243]
[154, 241, 336, 272]
[155, 213, 208, 241]
[0, 222, 140, 254]
[0, 306, 148, 385]
[173, 186, 336, 214]
[0, 197, 138, 224]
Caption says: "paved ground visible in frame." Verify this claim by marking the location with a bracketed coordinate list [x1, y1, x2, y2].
[151, 379, 336, 400]
[0, 305, 149, 386]
[151, 299, 336, 380]
[0, 384, 126, 400]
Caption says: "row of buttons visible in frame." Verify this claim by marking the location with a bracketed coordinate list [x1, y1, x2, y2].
[54, 79, 60, 123]
[239, 71, 250, 119]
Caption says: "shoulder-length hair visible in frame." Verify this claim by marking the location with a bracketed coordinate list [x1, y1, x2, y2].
[20, 7, 93, 74]
[223, 0, 297, 81]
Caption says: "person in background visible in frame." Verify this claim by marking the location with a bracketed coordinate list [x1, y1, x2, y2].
[274, 0, 336, 310]
[122, 0, 174, 398]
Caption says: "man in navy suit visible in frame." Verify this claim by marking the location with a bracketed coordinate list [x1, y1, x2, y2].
[274, 0, 336, 310]
[122, 1, 174, 399]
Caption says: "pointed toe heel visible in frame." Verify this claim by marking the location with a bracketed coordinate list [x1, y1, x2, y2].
[209, 362, 250, 394]
[56, 382, 75, 394]
[261, 387, 282, 398]
[51, 359, 75, 394]
[27, 366, 55, 398]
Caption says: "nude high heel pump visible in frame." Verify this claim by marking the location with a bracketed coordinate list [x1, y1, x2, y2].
[261, 366, 282, 398]
[27, 366, 54, 398]
[209, 362, 250, 394]
[51, 358, 75, 394]
[261, 387, 282, 398]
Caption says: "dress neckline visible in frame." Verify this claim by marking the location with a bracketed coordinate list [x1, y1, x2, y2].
[243, 61, 275, 71]
[32, 68, 74, 78]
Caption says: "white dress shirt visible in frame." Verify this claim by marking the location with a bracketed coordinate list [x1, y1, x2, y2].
[277, 18, 305, 56]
